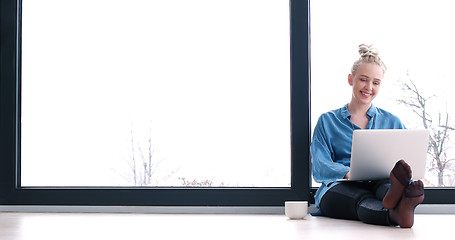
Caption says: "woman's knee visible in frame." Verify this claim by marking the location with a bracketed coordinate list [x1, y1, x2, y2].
[357, 198, 393, 226]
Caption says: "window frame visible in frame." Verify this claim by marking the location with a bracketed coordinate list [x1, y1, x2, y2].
[3, 0, 451, 207]
[0, 0, 311, 206]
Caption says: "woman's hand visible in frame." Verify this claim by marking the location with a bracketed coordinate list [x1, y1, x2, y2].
[344, 171, 351, 179]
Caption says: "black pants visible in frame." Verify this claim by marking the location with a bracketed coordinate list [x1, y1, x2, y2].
[319, 180, 397, 226]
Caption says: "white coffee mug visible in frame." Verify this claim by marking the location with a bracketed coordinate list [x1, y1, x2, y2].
[285, 201, 308, 219]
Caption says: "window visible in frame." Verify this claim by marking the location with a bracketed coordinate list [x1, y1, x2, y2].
[3, 0, 452, 207]
[310, 0, 455, 203]
[0, 0, 310, 205]
[21, 0, 291, 188]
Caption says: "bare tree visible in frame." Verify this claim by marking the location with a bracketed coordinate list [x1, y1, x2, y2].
[397, 75, 455, 186]
[123, 125, 159, 186]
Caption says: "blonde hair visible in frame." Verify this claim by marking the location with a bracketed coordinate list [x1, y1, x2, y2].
[350, 44, 387, 76]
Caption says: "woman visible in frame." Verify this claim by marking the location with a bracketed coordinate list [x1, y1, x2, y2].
[311, 44, 424, 228]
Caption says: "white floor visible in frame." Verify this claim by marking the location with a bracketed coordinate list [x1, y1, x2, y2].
[0, 212, 452, 240]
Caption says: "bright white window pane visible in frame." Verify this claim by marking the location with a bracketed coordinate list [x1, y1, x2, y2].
[311, 0, 455, 187]
[21, 0, 290, 187]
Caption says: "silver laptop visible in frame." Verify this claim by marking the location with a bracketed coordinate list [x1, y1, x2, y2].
[341, 129, 430, 181]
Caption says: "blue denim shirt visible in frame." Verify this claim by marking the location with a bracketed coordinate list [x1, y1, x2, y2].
[311, 104, 405, 211]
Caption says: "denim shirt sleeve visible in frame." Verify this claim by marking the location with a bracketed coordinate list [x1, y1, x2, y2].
[311, 115, 350, 186]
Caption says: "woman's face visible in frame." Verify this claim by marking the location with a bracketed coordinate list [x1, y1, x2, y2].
[348, 62, 384, 106]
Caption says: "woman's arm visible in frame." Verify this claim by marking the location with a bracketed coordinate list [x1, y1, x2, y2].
[311, 136, 350, 184]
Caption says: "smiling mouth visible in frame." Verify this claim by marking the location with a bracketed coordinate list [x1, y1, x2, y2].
[361, 91, 372, 97]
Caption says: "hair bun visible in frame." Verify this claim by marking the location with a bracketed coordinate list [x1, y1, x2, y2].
[351, 43, 386, 75]
[358, 44, 378, 57]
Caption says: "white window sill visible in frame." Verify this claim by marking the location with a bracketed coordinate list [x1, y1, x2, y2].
[0, 204, 454, 214]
